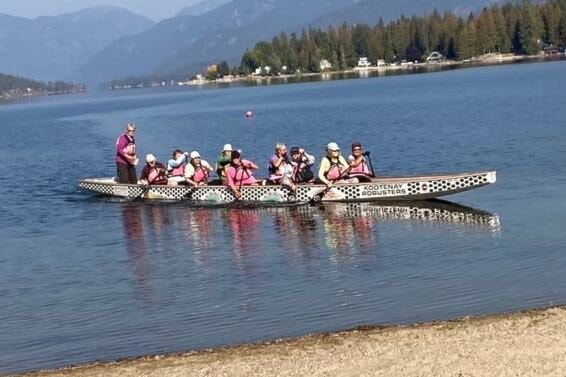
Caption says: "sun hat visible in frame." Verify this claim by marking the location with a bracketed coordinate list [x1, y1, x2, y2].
[223, 144, 233, 151]
[146, 154, 156, 163]
[190, 151, 201, 159]
[327, 142, 340, 151]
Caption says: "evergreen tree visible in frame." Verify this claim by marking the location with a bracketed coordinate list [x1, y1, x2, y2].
[517, 0, 544, 54]
[217, 61, 231, 77]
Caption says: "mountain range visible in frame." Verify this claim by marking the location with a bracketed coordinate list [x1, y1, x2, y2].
[0, 0, 515, 85]
[78, 0, 510, 84]
[176, 0, 233, 17]
[0, 6, 154, 81]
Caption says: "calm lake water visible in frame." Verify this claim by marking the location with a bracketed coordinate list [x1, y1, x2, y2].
[1, 61, 565, 374]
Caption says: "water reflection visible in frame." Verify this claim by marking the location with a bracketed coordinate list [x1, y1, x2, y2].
[120, 200, 499, 299]
[121, 204, 152, 303]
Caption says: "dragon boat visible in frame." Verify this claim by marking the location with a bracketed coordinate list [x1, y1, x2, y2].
[79, 171, 496, 203]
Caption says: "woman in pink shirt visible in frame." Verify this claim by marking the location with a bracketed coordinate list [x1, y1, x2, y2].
[226, 151, 260, 200]
[115, 123, 138, 184]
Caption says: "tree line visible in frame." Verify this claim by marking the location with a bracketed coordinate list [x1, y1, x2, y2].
[239, 0, 566, 74]
[1, 72, 85, 99]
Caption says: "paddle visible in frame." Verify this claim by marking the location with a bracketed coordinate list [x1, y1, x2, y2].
[134, 184, 150, 200]
[309, 164, 352, 204]
[363, 151, 376, 177]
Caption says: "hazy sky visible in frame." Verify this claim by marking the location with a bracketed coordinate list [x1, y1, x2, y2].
[0, 0, 201, 21]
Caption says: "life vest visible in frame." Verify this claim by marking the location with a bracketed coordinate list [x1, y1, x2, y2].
[268, 154, 292, 176]
[170, 163, 185, 177]
[325, 156, 345, 181]
[123, 143, 136, 157]
[293, 162, 314, 183]
[231, 165, 253, 185]
[147, 167, 168, 185]
[192, 165, 209, 184]
[350, 157, 371, 175]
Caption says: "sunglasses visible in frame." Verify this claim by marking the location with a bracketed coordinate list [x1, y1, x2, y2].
[353, 147, 362, 151]
[127, 129, 136, 132]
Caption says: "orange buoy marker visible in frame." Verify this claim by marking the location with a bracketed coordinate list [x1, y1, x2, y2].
[245, 111, 253, 118]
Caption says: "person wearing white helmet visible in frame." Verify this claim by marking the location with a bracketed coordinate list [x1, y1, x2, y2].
[184, 151, 213, 186]
[139, 153, 168, 185]
[216, 144, 233, 184]
[318, 142, 351, 187]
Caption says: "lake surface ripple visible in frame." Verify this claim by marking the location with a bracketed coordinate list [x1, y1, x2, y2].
[0, 61, 565, 374]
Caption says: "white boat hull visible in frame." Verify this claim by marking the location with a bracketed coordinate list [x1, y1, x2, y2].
[79, 171, 496, 203]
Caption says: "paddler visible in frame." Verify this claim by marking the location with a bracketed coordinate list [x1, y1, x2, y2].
[139, 154, 168, 185]
[268, 143, 295, 189]
[318, 142, 352, 188]
[184, 151, 213, 186]
[290, 146, 315, 183]
[226, 150, 261, 200]
[167, 149, 188, 186]
[115, 123, 138, 184]
[348, 141, 374, 182]
[215, 144, 233, 184]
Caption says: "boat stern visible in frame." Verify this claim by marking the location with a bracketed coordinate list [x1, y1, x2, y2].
[486, 171, 497, 184]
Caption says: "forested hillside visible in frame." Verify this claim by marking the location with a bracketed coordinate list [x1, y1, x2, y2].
[0, 73, 85, 100]
[239, 0, 565, 73]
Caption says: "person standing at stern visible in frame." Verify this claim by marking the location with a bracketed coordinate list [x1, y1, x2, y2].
[115, 123, 138, 184]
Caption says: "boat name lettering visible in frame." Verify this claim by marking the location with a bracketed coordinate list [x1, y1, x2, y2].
[361, 183, 407, 197]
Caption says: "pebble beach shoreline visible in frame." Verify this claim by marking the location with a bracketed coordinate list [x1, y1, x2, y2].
[12, 305, 566, 377]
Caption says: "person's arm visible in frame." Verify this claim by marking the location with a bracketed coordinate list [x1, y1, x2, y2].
[302, 152, 315, 166]
[243, 160, 258, 170]
[116, 135, 134, 163]
[184, 165, 198, 186]
[169, 155, 186, 168]
[226, 167, 241, 199]
[139, 166, 149, 182]
[349, 155, 364, 167]
[318, 158, 331, 186]
[203, 161, 214, 172]
[271, 154, 284, 169]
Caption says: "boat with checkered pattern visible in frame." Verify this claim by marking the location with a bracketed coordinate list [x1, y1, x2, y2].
[78, 171, 496, 203]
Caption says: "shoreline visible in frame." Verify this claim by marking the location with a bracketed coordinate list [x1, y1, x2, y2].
[11, 304, 566, 377]
[106, 53, 565, 92]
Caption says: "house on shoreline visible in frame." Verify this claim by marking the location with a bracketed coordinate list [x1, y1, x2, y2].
[319, 59, 332, 71]
[357, 57, 371, 68]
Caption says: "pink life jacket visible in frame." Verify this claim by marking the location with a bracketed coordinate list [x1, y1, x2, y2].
[170, 163, 185, 177]
[147, 167, 167, 185]
[350, 157, 371, 175]
[325, 157, 344, 181]
[123, 143, 136, 157]
[228, 161, 257, 186]
[193, 165, 209, 184]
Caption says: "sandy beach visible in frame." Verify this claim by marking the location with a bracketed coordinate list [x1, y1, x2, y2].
[13, 305, 566, 377]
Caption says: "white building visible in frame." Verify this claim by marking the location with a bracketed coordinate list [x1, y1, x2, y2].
[376, 59, 386, 67]
[426, 51, 443, 62]
[357, 57, 371, 68]
[319, 59, 332, 71]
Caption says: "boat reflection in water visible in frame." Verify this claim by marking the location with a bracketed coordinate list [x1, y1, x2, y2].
[120, 200, 500, 298]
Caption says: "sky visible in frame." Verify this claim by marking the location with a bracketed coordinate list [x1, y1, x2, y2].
[0, 0, 201, 21]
